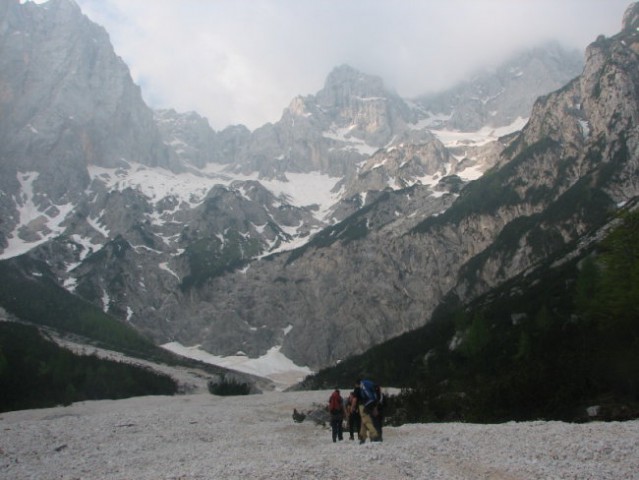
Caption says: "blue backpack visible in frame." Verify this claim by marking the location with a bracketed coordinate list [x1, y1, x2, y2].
[360, 379, 378, 407]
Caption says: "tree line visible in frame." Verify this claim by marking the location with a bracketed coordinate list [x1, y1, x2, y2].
[0, 322, 177, 413]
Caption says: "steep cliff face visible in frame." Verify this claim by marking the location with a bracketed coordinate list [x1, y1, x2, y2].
[401, 8, 639, 318]
[0, 0, 174, 172]
[0, 0, 175, 248]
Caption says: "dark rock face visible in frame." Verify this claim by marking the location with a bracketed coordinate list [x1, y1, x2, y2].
[0, 0, 174, 198]
[623, 2, 639, 31]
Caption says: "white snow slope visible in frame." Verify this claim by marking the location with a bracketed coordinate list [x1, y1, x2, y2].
[1, 391, 637, 480]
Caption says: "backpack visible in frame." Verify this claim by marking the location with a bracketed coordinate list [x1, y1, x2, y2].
[329, 391, 342, 413]
[360, 379, 379, 407]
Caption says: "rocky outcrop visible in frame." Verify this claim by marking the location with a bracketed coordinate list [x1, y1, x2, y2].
[345, 129, 453, 198]
[315, 64, 416, 146]
[623, 2, 639, 31]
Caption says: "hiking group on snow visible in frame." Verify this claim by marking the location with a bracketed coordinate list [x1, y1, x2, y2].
[326, 379, 384, 444]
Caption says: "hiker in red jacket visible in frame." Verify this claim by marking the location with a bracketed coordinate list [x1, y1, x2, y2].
[327, 387, 345, 442]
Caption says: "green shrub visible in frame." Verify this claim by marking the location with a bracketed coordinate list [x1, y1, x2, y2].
[208, 375, 251, 396]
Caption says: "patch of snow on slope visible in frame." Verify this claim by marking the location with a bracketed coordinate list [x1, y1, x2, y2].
[431, 116, 528, 148]
[88, 164, 214, 208]
[101, 289, 110, 313]
[87, 214, 110, 238]
[63, 277, 77, 292]
[456, 164, 485, 181]
[162, 342, 312, 391]
[158, 262, 180, 280]
[69, 234, 100, 261]
[0, 172, 74, 260]
[262, 225, 325, 257]
[89, 163, 341, 224]
[259, 172, 342, 221]
[323, 124, 379, 155]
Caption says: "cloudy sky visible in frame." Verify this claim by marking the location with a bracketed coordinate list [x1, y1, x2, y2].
[70, 0, 630, 131]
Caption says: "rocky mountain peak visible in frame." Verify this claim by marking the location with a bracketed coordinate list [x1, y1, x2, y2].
[623, 2, 639, 31]
[42, 0, 81, 13]
[310, 64, 415, 147]
[318, 64, 388, 103]
[285, 96, 309, 117]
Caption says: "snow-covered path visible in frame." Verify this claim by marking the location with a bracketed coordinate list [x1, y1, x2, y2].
[1, 391, 638, 479]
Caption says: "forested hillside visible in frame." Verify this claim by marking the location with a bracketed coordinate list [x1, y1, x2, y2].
[0, 322, 178, 412]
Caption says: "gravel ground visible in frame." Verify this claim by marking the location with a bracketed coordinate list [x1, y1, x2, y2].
[1, 391, 638, 479]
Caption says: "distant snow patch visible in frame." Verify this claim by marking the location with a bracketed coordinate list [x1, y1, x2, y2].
[159, 262, 180, 280]
[162, 342, 312, 391]
[0, 172, 74, 260]
[323, 124, 379, 155]
[87, 215, 110, 238]
[88, 162, 341, 224]
[430, 116, 528, 148]
[101, 289, 110, 313]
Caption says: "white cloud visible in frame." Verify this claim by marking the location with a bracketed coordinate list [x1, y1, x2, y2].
[74, 0, 629, 130]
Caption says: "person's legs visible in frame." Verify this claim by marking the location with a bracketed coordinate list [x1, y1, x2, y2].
[330, 416, 340, 442]
[349, 412, 361, 440]
[358, 405, 379, 443]
[372, 413, 383, 441]
[348, 413, 355, 439]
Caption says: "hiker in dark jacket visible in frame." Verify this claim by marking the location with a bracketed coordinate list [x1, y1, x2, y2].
[347, 384, 361, 441]
[327, 388, 344, 442]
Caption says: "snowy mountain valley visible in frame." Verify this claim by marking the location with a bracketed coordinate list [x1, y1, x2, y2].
[0, 0, 639, 430]
[2, 0, 639, 477]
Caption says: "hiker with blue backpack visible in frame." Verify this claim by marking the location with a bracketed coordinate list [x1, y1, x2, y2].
[356, 378, 381, 444]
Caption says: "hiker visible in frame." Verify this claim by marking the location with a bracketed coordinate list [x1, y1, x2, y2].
[356, 378, 380, 444]
[327, 387, 345, 442]
[347, 383, 361, 440]
[372, 384, 384, 441]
